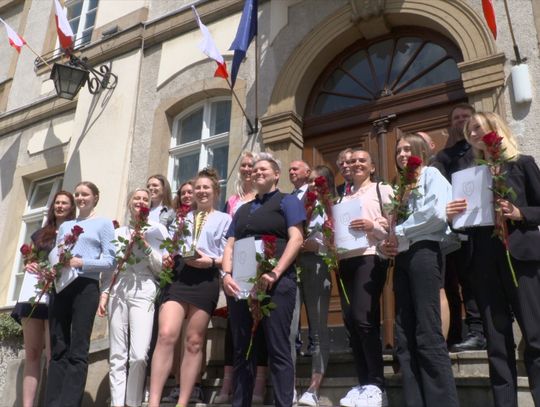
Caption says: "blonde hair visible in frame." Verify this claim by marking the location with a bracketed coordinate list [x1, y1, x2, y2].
[236, 151, 258, 198]
[464, 112, 520, 161]
[125, 187, 150, 223]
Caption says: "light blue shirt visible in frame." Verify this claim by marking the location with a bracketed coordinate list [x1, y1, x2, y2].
[56, 217, 116, 281]
[395, 166, 457, 252]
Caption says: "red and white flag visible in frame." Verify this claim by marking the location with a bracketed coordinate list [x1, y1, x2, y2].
[191, 6, 228, 79]
[482, 0, 497, 39]
[54, 0, 74, 50]
[0, 18, 26, 53]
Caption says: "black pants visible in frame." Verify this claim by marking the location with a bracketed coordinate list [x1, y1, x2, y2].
[471, 229, 540, 407]
[394, 241, 458, 407]
[227, 272, 296, 407]
[45, 277, 100, 407]
[445, 239, 484, 343]
[338, 255, 387, 388]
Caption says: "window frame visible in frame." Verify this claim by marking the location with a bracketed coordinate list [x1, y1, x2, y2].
[6, 174, 64, 305]
[168, 97, 232, 205]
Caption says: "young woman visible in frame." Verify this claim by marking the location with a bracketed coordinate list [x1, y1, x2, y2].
[148, 168, 232, 407]
[216, 151, 267, 405]
[447, 112, 540, 407]
[336, 150, 393, 407]
[296, 165, 336, 407]
[97, 188, 169, 407]
[45, 181, 116, 407]
[379, 134, 458, 407]
[147, 174, 175, 232]
[11, 191, 75, 407]
[221, 152, 305, 407]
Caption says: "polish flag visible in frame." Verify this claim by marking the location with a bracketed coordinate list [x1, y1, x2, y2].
[482, 0, 497, 39]
[192, 6, 228, 79]
[0, 18, 26, 53]
[54, 0, 74, 50]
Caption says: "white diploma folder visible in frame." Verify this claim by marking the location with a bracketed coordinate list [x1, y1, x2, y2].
[49, 246, 79, 293]
[332, 199, 369, 252]
[232, 237, 263, 299]
[451, 165, 494, 229]
[18, 271, 48, 303]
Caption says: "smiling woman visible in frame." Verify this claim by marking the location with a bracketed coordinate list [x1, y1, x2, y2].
[45, 181, 116, 407]
[149, 168, 231, 407]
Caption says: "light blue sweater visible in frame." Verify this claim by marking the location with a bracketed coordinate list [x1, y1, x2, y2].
[56, 217, 116, 281]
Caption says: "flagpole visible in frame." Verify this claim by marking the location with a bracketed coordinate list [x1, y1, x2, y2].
[502, 0, 523, 63]
[254, 6, 259, 135]
[24, 43, 54, 70]
[226, 77, 256, 134]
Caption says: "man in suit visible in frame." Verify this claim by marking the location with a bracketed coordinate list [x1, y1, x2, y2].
[336, 148, 353, 198]
[433, 103, 487, 352]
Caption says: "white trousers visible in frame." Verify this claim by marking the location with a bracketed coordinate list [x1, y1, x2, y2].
[108, 274, 156, 407]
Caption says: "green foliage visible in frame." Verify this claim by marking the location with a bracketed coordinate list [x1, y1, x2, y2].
[0, 313, 22, 340]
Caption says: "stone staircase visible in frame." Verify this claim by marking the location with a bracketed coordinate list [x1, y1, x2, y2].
[149, 350, 535, 407]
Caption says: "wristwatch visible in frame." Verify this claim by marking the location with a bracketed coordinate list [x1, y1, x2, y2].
[219, 270, 231, 279]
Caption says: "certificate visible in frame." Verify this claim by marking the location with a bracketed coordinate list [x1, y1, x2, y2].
[49, 246, 79, 293]
[18, 271, 48, 304]
[332, 199, 368, 251]
[232, 237, 263, 299]
[451, 165, 494, 229]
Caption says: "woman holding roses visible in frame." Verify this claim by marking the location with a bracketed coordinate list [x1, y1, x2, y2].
[379, 134, 458, 407]
[221, 152, 305, 407]
[446, 112, 540, 407]
[45, 181, 116, 407]
[97, 188, 169, 407]
[336, 149, 393, 407]
[148, 168, 231, 407]
[12, 190, 75, 407]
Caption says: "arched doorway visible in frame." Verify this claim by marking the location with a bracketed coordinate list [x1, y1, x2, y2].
[302, 28, 467, 347]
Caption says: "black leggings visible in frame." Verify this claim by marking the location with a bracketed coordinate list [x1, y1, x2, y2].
[338, 255, 388, 388]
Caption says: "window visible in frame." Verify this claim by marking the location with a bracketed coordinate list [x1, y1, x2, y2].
[169, 98, 231, 208]
[309, 34, 462, 116]
[7, 175, 64, 304]
[66, 0, 99, 48]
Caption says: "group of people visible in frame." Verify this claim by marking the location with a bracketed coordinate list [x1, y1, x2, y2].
[10, 104, 540, 407]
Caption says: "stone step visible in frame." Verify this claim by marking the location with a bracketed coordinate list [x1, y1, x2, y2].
[149, 375, 534, 407]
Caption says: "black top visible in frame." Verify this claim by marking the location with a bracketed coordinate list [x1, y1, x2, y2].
[467, 155, 540, 262]
[432, 139, 476, 182]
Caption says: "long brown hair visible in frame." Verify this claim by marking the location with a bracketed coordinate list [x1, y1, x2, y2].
[34, 191, 76, 248]
[147, 174, 173, 208]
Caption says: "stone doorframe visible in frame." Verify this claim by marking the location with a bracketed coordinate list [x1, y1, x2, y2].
[260, 0, 506, 161]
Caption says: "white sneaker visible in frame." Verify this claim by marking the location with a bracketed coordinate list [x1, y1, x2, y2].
[298, 390, 319, 406]
[354, 385, 388, 407]
[293, 388, 298, 405]
[340, 385, 364, 407]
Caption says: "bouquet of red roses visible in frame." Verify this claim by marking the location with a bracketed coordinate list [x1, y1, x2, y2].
[245, 234, 278, 359]
[479, 131, 518, 286]
[304, 176, 349, 304]
[159, 204, 192, 290]
[107, 206, 151, 296]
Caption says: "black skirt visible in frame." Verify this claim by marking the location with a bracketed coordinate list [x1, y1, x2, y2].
[11, 302, 48, 325]
[161, 258, 219, 315]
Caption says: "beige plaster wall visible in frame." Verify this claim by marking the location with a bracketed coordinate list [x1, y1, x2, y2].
[63, 49, 143, 222]
[157, 12, 239, 88]
[93, 0, 148, 30]
[0, 110, 73, 305]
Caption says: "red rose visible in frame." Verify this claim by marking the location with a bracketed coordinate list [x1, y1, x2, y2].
[314, 176, 327, 188]
[112, 220, 120, 229]
[138, 206, 150, 220]
[71, 225, 84, 237]
[20, 243, 33, 256]
[406, 156, 423, 170]
[482, 131, 502, 147]
[305, 191, 318, 204]
[261, 235, 277, 245]
[178, 204, 191, 218]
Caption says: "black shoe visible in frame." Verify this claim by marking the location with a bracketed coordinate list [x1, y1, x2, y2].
[450, 333, 487, 352]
